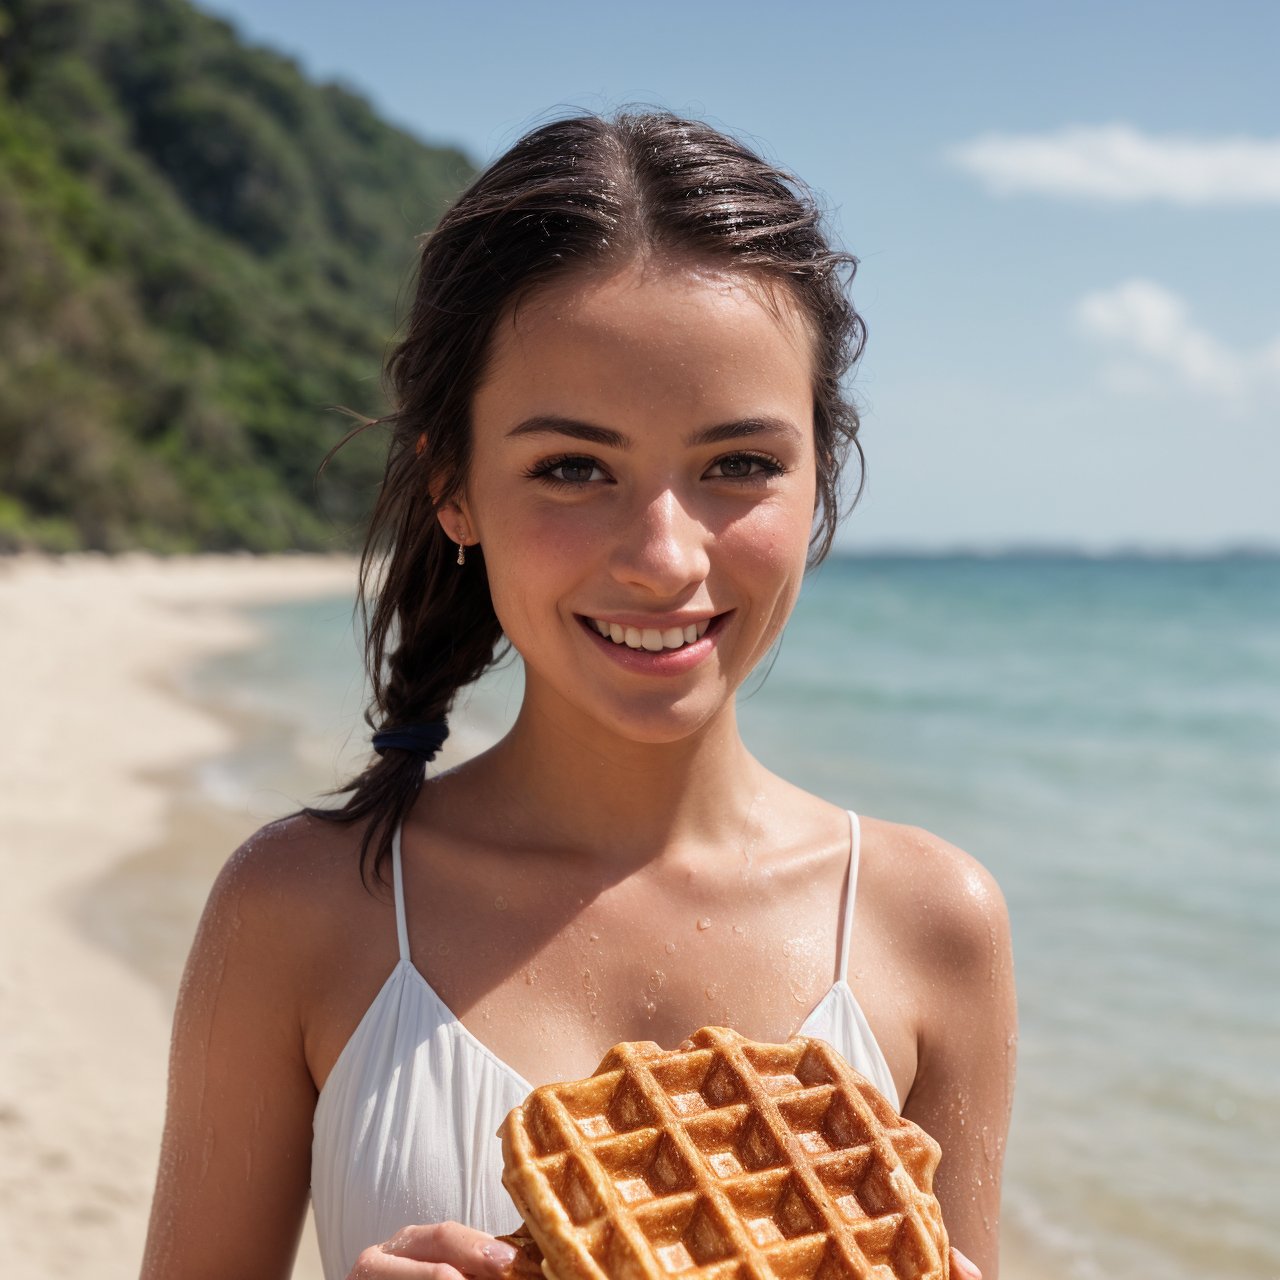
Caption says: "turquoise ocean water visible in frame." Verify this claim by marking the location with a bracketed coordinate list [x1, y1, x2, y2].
[187, 555, 1279, 1280]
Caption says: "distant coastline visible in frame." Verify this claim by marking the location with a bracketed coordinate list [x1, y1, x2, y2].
[830, 542, 1280, 561]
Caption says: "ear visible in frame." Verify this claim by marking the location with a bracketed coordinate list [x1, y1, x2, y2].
[434, 494, 476, 547]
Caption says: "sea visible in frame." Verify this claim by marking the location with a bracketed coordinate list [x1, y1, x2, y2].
[181, 553, 1280, 1280]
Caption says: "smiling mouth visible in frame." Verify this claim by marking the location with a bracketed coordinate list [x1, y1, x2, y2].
[578, 615, 719, 652]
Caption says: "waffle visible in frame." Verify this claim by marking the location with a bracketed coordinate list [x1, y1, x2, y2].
[498, 1026, 949, 1280]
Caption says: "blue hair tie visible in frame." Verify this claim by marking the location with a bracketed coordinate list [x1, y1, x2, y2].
[372, 720, 450, 760]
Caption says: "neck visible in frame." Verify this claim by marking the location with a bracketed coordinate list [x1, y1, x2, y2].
[460, 694, 771, 867]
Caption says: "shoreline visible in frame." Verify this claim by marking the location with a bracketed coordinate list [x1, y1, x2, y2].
[0, 551, 355, 1279]
[0, 551, 1057, 1280]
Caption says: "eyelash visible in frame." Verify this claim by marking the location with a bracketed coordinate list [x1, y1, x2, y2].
[525, 452, 787, 489]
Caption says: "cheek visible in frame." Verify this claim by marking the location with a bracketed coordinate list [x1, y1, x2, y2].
[718, 496, 814, 614]
[730, 469, 817, 565]
[476, 504, 591, 635]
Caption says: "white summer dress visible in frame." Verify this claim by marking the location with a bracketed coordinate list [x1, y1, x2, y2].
[311, 810, 898, 1280]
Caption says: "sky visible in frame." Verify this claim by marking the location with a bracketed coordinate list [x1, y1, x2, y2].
[198, 0, 1280, 553]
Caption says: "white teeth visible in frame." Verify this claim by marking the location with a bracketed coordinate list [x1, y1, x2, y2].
[588, 617, 715, 651]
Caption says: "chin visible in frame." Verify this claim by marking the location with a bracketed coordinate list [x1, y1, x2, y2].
[569, 685, 734, 747]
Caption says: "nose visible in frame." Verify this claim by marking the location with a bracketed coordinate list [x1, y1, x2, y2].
[608, 487, 711, 597]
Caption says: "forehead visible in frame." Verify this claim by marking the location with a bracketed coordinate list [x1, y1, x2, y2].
[473, 258, 816, 425]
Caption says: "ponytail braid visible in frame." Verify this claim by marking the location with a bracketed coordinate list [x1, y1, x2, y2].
[300, 425, 505, 887]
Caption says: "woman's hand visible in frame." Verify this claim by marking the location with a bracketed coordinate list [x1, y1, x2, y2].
[950, 1246, 982, 1279]
[349, 1222, 520, 1280]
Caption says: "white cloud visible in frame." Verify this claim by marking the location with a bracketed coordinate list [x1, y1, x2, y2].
[948, 124, 1280, 205]
[1073, 279, 1280, 409]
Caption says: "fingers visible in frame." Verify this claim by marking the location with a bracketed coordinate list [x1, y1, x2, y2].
[392, 1221, 518, 1275]
[349, 1251, 467, 1280]
[349, 1222, 518, 1280]
[949, 1246, 982, 1280]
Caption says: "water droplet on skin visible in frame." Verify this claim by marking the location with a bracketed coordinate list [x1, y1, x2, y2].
[781, 939, 795, 957]
[524, 970, 536, 985]
[582, 970, 593, 990]
[981, 1125, 999, 1162]
[664, 942, 677, 955]
[648, 970, 665, 992]
[704, 985, 717, 1001]
[697, 917, 712, 931]
[643, 1000, 656, 1017]
[588, 932, 599, 943]
[494, 895, 508, 911]
[732, 924, 745, 936]
[436, 941, 450, 955]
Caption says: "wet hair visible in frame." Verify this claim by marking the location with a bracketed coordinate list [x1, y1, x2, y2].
[302, 108, 867, 886]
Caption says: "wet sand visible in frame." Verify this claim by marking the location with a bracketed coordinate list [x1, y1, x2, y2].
[0, 552, 354, 1279]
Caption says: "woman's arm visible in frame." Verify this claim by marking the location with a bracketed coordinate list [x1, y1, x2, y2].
[140, 836, 318, 1280]
[898, 831, 1018, 1280]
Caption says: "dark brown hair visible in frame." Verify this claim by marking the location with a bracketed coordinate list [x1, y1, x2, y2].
[303, 108, 867, 885]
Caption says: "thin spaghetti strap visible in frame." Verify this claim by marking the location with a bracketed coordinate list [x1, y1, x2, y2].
[834, 810, 862, 980]
[391, 820, 411, 964]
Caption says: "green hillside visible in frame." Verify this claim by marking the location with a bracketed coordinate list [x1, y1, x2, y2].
[0, 0, 474, 551]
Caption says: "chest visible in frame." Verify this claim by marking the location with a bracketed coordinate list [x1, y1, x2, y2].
[308, 825, 918, 1104]
[410, 840, 911, 1090]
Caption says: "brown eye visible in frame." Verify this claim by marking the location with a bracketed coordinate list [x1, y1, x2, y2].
[708, 453, 785, 480]
[525, 455, 610, 487]
[553, 459, 600, 483]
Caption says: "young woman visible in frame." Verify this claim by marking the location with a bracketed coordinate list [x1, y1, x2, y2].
[140, 111, 1015, 1280]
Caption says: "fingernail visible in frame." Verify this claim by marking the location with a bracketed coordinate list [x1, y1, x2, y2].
[952, 1248, 981, 1280]
[483, 1242, 518, 1268]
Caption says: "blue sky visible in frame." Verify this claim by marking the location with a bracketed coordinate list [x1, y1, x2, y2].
[199, 0, 1279, 552]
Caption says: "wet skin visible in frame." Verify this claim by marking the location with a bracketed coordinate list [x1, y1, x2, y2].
[141, 258, 1015, 1280]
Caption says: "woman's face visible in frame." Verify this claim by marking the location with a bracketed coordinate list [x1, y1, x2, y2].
[449, 257, 819, 745]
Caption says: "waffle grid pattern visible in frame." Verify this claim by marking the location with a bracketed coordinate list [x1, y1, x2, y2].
[500, 1027, 949, 1280]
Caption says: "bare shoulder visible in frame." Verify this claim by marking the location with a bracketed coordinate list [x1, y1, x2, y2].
[197, 809, 381, 981]
[857, 816, 1011, 978]
[214, 807, 367, 896]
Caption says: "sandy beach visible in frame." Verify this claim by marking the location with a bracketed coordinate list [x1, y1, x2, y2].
[0, 552, 356, 1279]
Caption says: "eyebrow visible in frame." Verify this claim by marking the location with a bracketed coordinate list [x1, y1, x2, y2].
[505, 414, 804, 449]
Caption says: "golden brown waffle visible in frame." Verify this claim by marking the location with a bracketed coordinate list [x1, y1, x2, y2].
[499, 1026, 949, 1280]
